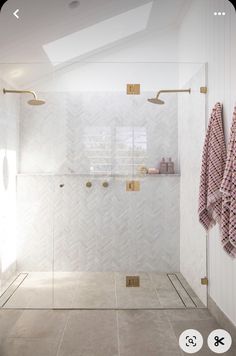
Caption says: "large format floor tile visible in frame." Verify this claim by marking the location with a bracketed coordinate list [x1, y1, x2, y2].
[57, 310, 118, 356]
[0, 310, 23, 341]
[0, 338, 58, 356]
[8, 310, 68, 339]
[118, 310, 182, 356]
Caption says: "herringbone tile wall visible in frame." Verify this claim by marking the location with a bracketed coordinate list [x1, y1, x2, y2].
[17, 92, 180, 272]
[19, 92, 178, 174]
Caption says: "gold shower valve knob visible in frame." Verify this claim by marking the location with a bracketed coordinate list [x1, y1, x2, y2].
[102, 181, 109, 188]
[86, 181, 92, 188]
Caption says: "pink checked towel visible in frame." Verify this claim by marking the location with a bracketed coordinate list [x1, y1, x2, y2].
[220, 106, 236, 257]
[199, 103, 226, 230]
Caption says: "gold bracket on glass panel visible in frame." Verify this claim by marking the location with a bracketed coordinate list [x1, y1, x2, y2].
[201, 277, 208, 285]
[200, 86, 207, 94]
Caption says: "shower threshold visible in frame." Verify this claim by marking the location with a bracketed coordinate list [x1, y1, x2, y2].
[0, 272, 205, 310]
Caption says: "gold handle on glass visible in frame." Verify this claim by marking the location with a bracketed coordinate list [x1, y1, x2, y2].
[86, 181, 92, 188]
[102, 181, 109, 188]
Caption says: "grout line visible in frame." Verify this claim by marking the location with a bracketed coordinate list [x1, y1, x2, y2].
[148, 273, 162, 306]
[114, 273, 121, 356]
[2, 307, 187, 311]
[165, 310, 185, 356]
[56, 311, 70, 356]
[114, 272, 118, 309]
[116, 310, 121, 356]
[1, 273, 29, 308]
[3, 307, 206, 311]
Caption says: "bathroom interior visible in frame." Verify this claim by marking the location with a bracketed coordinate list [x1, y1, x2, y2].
[0, 0, 235, 354]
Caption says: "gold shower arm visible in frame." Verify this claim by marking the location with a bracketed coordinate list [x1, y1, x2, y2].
[3, 88, 37, 99]
[155, 88, 191, 97]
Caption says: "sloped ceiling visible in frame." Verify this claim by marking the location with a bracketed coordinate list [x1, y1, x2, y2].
[0, 0, 191, 86]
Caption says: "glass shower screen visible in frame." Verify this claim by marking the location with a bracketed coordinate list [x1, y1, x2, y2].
[0, 62, 207, 309]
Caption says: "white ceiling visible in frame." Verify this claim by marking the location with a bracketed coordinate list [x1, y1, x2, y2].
[0, 0, 191, 86]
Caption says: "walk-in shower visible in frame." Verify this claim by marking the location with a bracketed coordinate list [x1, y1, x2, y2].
[0, 62, 207, 310]
[3, 88, 46, 105]
[148, 88, 191, 104]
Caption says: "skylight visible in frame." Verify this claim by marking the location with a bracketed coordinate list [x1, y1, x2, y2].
[43, 2, 153, 64]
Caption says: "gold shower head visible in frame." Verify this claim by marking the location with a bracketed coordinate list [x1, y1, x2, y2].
[148, 88, 191, 105]
[3, 88, 45, 106]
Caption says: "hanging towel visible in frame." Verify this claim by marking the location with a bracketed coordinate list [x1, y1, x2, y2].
[220, 106, 236, 257]
[199, 103, 226, 230]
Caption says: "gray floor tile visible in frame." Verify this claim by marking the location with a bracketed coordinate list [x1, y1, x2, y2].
[77, 272, 115, 287]
[0, 310, 23, 340]
[57, 310, 118, 356]
[0, 338, 58, 356]
[8, 310, 68, 339]
[73, 285, 116, 308]
[165, 309, 213, 321]
[118, 310, 182, 356]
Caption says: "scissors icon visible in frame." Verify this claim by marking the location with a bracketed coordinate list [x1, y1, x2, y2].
[214, 336, 225, 346]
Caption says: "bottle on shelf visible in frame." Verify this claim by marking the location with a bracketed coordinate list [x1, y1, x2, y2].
[167, 157, 175, 174]
[159, 158, 168, 174]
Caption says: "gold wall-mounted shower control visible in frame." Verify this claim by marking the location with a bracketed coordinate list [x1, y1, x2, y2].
[126, 180, 140, 191]
[126, 276, 140, 287]
[200, 86, 208, 94]
[102, 181, 109, 188]
[126, 84, 140, 95]
[86, 181, 92, 188]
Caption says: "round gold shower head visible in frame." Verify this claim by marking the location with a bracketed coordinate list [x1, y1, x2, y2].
[147, 98, 165, 105]
[28, 99, 46, 106]
[3, 88, 46, 106]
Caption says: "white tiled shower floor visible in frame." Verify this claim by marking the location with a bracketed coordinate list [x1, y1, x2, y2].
[0, 272, 205, 309]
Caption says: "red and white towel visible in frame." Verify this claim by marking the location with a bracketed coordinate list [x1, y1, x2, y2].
[199, 103, 226, 230]
[220, 107, 236, 257]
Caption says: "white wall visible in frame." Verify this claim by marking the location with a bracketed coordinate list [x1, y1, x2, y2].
[178, 0, 236, 325]
[0, 79, 19, 294]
